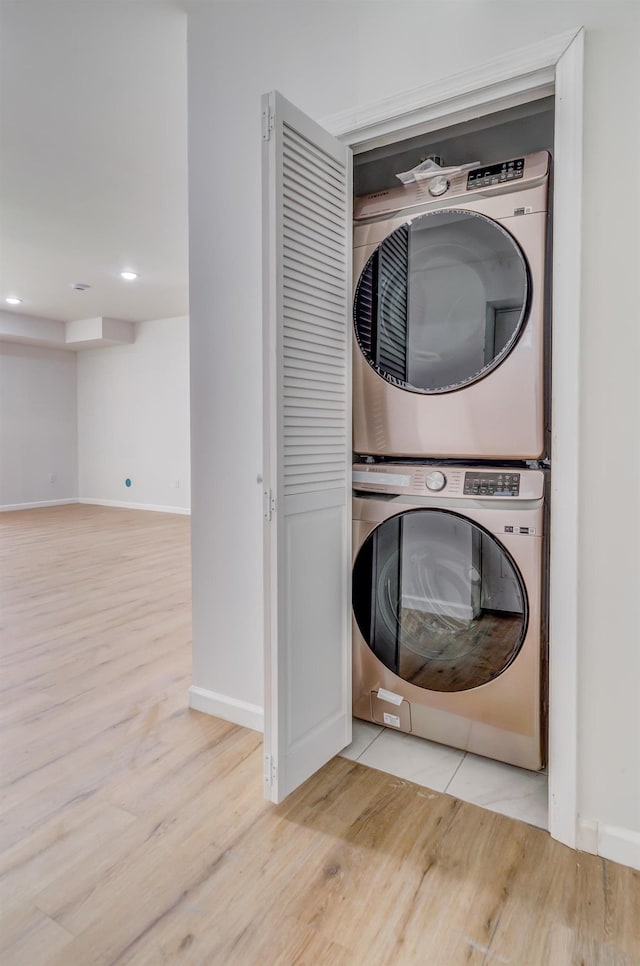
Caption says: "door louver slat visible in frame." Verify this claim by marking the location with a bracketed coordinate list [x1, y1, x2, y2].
[283, 205, 345, 246]
[283, 139, 346, 190]
[284, 273, 343, 312]
[284, 181, 345, 223]
[284, 324, 345, 350]
[284, 368, 345, 387]
[284, 126, 345, 178]
[283, 271, 345, 302]
[283, 168, 345, 212]
[284, 427, 345, 438]
[285, 442, 345, 452]
[284, 303, 345, 329]
[284, 419, 345, 429]
[284, 246, 346, 281]
[284, 352, 346, 372]
[285, 320, 341, 346]
[284, 226, 344, 261]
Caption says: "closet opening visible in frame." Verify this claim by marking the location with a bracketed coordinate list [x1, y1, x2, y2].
[347, 95, 555, 829]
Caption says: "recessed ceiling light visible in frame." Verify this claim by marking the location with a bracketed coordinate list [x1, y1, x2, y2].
[70, 282, 91, 291]
[5, 296, 23, 305]
[120, 271, 139, 281]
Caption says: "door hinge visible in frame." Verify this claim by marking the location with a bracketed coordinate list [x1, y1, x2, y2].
[262, 105, 274, 141]
[263, 488, 276, 521]
[264, 754, 277, 786]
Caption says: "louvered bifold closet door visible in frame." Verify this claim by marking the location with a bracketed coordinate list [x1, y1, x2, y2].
[262, 90, 352, 804]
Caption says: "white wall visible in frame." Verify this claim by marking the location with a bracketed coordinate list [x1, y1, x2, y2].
[186, 1, 640, 850]
[77, 316, 190, 512]
[0, 342, 78, 509]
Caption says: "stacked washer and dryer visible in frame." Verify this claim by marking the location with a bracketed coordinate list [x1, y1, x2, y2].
[351, 151, 550, 770]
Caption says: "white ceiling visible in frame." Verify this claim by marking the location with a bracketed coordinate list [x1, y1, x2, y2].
[0, 0, 188, 325]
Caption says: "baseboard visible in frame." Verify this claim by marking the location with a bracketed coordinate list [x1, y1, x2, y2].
[575, 817, 599, 854]
[78, 498, 191, 515]
[188, 685, 264, 733]
[0, 498, 78, 512]
[598, 823, 640, 871]
[577, 817, 640, 871]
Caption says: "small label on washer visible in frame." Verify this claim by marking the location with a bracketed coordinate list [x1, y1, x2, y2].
[383, 712, 401, 728]
[505, 525, 536, 534]
[377, 687, 403, 706]
[513, 205, 533, 215]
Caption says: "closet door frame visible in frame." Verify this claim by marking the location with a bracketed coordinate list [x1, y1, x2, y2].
[319, 27, 584, 851]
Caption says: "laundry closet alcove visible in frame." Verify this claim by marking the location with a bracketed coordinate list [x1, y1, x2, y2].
[259, 28, 584, 853]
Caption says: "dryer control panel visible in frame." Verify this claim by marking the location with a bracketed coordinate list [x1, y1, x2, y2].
[353, 151, 549, 223]
[463, 471, 520, 496]
[466, 158, 524, 189]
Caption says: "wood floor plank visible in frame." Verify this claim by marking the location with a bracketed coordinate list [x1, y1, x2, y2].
[1, 505, 638, 965]
[0, 797, 136, 913]
[0, 904, 74, 966]
[34, 727, 264, 930]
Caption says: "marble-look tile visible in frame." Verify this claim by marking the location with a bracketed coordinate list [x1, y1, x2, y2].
[357, 727, 464, 792]
[446, 753, 548, 829]
[338, 718, 383, 761]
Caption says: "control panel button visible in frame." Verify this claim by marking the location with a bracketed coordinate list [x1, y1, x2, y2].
[428, 176, 450, 197]
[463, 471, 520, 496]
[467, 157, 525, 190]
[425, 471, 447, 491]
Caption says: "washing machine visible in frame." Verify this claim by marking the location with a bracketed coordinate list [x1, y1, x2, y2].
[353, 151, 550, 460]
[352, 461, 547, 770]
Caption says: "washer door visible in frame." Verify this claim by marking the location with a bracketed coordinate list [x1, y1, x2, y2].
[352, 509, 528, 693]
[353, 209, 530, 393]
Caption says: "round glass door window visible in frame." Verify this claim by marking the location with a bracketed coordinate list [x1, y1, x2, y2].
[353, 210, 530, 393]
[352, 509, 528, 693]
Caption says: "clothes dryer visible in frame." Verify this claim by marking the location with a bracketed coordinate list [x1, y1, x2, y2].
[352, 461, 547, 769]
[353, 152, 550, 459]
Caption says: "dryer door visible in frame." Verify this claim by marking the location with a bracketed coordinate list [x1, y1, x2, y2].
[352, 508, 528, 692]
[354, 209, 530, 393]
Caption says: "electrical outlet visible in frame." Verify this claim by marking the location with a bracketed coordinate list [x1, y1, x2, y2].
[49, 473, 57, 484]
[174, 480, 180, 488]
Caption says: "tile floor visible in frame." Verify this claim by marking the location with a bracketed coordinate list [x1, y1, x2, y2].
[339, 718, 548, 830]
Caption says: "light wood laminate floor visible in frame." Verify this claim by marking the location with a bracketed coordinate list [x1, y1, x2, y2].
[1, 505, 638, 965]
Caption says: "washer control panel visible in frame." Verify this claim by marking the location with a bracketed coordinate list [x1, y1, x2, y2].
[467, 157, 524, 189]
[352, 464, 543, 500]
[463, 471, 520, 496]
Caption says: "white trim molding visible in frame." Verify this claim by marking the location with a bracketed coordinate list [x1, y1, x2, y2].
[321, 27, 584, 850]
[321, 29, 580, 152]
[598, 824, 640, 872]
[78, 498, 191, 515]
[546, 26, 584, 853]
[0, 498, 78, 512]
[188, 686, 264, 733]
[577, 818, 640, 872]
